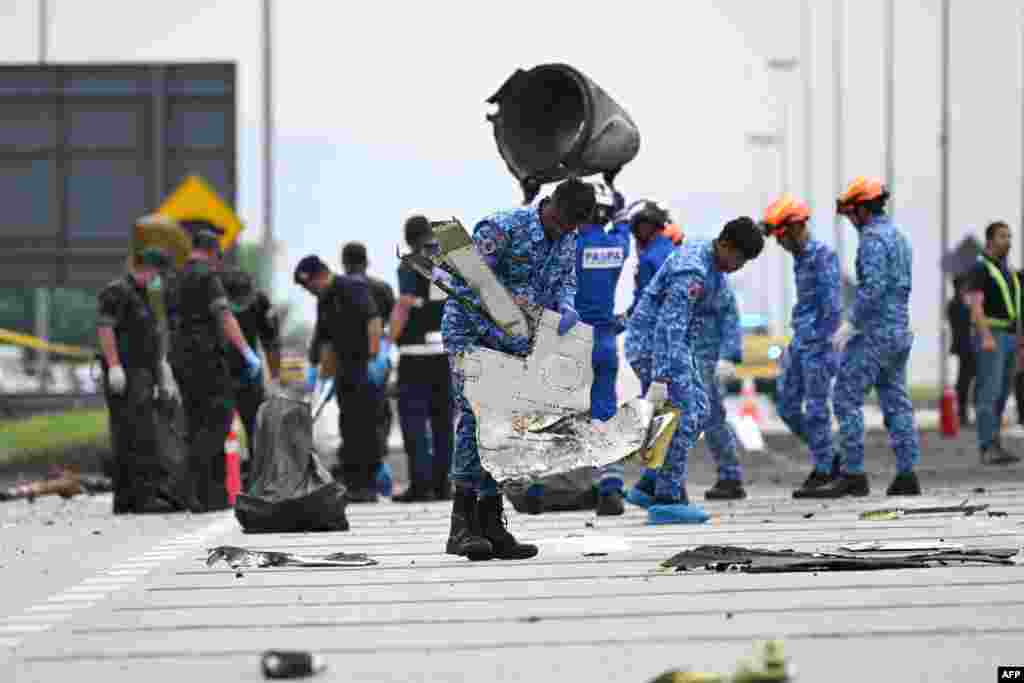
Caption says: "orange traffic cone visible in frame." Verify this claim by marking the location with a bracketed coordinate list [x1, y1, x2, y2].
[224, 413, 242, 506]
[739, 378, 762, 425]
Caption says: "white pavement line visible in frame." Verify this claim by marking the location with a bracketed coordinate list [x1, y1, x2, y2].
[0, 624, 52, 634]
[3, 515, 238, 652]
[26, 604, 90, 613]
[47, 593, 108, 602]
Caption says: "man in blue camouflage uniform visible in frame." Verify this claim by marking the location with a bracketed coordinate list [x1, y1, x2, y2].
[806, 177, 922, 498]
[443, 178, 596, 560]
[761, 195, 844, 498]
[625, 217, 765, 524]
[523, 184, 633, 517]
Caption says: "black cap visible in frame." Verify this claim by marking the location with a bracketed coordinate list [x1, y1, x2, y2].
[294, 254, 328, 285]
[180, 219, 224, 237]
[341, 242, 367, 268]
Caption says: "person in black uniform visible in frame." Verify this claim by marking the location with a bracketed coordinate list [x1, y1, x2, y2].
[947, 274, 975, 426]
[219, 269, 282, 469]
[390, 216, 453, 502]
[171, 230, 264, 511]
[97, 247, 180, 513]
[341, 242, 396, 481]
[295, 254, 383, 502]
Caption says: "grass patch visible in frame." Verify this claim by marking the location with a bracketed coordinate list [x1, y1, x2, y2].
[0, 409, 110, 468]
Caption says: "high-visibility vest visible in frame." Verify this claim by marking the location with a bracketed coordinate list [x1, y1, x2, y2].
[980, 256, 1022, 330]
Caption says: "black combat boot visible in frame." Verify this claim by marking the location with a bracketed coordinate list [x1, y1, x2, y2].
[797, 472, 870, 499]
[885, 471, 922, 496]
[445, 489, 493, 560]
[792, 469, 833, 499]
[704, 479, 747, 500]
[477, 494, 538, 560]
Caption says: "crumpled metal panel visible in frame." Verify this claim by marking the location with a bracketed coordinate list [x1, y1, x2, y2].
[454, 309, 657, 481]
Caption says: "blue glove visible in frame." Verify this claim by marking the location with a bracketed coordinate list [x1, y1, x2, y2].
[305, 366, 319, 393]
[242, 347, 262, 382]
[558, 305, 579, 336]
[367, 342, 391, 386]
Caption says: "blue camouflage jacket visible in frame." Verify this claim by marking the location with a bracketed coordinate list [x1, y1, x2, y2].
[790, 238, 841, 350]
[450, 205, 577, 317]
[850, 215, 912, 344]
[626, 239, 728, 384]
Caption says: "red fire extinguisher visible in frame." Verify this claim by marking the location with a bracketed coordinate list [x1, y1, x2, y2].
[940, 386, 960, 438]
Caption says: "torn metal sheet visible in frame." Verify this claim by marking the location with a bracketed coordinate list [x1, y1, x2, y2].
[406, 217, 532, 337]
[455, 308, 660, 482]
[859, 503, 990, 521]
[206, 546, 377, 569]
[660, 544, 1021, 574]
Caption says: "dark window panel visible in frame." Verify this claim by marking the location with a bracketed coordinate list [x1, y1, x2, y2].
[0, 68, 58, 96]
[0, 102, 58, 150]
[64, 69, 150, 95]
[67, 159, 147, 239]
[168, 102, 227, 149]
[166, 156, 232, 203]
[0, 159, 57, 235]
[167, 64, 234, 96]
[67, 105, 144, 149]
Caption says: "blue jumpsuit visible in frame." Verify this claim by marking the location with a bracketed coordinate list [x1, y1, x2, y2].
[626, 240, 727, 501]
[575, 219, 631, 493]
[628, 234, 675, 317]
[833, 215, 921, 474]
[775, 239, 842, 473]
[441, 206, 577, 496]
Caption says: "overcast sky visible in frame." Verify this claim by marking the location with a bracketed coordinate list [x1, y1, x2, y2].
[2, 0, 1022, 384]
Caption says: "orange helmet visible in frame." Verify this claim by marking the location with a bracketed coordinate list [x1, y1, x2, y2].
[762, 194, 810, 237]
[836, 176, 889, 214]
[663, 222, 684, 245]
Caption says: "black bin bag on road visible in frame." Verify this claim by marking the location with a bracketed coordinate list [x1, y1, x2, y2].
[235, 394, 350, 533]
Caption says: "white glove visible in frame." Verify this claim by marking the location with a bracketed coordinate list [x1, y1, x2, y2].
[715, 360, 737, 381]
[159, 360, 179, 401]
[107, 365, 126, 395]
[646, 381, 669, 409]
[831, 321, 856, 353]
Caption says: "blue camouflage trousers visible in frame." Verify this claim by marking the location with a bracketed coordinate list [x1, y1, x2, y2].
[776, 344, 838, 473]
[443, 305, 530, 497]
[833, 334, 920, 474]
[655, 359, 710, 500]
[696, 359, 743, 481]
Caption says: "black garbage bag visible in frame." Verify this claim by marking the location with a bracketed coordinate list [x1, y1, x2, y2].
[504, 467, 598, 513]
[235, 393, 349, 533]
[151, 395, 199, 511]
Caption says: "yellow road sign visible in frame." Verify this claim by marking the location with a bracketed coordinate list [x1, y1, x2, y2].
[156, 175, 244, 250]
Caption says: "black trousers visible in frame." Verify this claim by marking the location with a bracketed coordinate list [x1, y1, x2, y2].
[175, 340, 233, 512]
[336, 367, 380, 492]
[104, 366, 165, 513]
[955, 350, 976, 423]
[234, 378, 265, 478]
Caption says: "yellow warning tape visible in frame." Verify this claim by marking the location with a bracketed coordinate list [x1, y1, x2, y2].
[0, 328, 95, 360]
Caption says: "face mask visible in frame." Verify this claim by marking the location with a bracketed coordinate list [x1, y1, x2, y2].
[147, 275, 162, 292]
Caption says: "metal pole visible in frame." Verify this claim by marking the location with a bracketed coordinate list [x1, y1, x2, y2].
[801, 0, 814, 214]
[1019, 8, 1024, 270]
[939, 0, 951, 391]
[833, 0, 846, 276]
[262, 0, 275, 295]
[36, 0, 50, 392]
[884, 0, 896, 202]
[781, 99, 792, 333]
